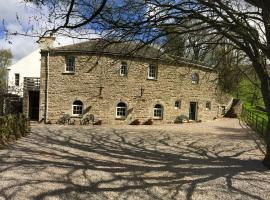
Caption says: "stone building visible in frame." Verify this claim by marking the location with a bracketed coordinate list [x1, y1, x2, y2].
[26, 38, 222, 124]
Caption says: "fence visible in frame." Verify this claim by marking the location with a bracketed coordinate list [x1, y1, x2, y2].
[241, 105, 268, 139]
[0, 94, 22, 116]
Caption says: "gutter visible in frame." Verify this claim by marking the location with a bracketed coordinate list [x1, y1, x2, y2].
[44, 51, 50, 123]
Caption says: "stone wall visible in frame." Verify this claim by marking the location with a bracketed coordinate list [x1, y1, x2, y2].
[39, 52, 220, 124]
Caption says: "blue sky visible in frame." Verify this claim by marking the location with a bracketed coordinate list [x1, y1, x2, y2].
[0, 0, 38, 63]
[0, 0, 93, 64]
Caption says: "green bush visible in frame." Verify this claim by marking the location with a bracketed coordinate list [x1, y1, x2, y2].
[0, 114, 30, 145]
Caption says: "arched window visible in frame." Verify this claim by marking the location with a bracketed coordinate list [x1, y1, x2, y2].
[116, 102, 127, 118]
[72, 100, 83, 115]
[153, 104, 163, 119]
[192, 73, 199, 84]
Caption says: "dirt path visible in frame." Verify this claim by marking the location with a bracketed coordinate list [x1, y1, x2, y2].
[0, 118, 269, 200]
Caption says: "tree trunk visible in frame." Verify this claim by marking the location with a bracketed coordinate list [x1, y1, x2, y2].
[263, 117, 270, 168]
[251, 61, 270, 168]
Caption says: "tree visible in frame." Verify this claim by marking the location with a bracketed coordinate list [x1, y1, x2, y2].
[0, 49, 12, 116]
[0, 49, 12, 90]
[22, 0, 270, 167]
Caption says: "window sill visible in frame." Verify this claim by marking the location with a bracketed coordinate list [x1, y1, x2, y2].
[147, 78, 157, 81]
[62, 72, 75, 75]
[71, 115, 83, 118]
[153, 117, 163, 120]
[115, 117, 127, 120]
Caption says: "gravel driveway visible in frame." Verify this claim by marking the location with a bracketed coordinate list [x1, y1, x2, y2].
[0, 118, 269, 200]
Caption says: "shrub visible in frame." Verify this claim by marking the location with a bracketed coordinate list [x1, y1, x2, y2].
[129, 119, 140, 125]
[142, 118, 153, 125]
[174, 115, 189, 123]
[0, 114, 30, 146]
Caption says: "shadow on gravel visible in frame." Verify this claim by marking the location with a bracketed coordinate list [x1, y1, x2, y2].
[0, 126, 268, 200]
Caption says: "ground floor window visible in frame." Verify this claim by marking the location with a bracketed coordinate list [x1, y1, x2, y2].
[153, 104, 163, 119]
[116, 102, 127, 118]
[206, 101, 211, 110]
[72, 100, 83, 115]
[175, 100, 181, 109]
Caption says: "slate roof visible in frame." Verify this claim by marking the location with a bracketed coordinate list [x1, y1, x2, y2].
[48, 38, 214, 70]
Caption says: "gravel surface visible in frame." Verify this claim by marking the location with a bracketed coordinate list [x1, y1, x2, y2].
[0, 118, 269, 200]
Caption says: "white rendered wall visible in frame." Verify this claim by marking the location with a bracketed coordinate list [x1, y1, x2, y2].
[7, 49, 41, 96]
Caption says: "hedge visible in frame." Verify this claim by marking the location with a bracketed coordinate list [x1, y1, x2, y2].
[0, 114, 30, 145]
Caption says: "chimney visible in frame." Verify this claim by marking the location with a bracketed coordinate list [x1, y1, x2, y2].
[37, 35, 55, 49]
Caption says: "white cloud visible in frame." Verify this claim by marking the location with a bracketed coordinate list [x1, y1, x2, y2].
[0, 0, 100, 64]
[0, 0, 38, 63]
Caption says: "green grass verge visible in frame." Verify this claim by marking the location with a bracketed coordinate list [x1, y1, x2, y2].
[242, 102, 268, 137]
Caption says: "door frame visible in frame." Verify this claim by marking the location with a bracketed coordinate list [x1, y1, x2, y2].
[189, 101, 198, 121]
[28, 91, 40, 121]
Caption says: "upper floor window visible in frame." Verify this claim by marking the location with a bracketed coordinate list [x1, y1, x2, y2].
[153, 104, 163, 119]
[15, 73, 20, 86]
[120, 61, 128, 76]
[175, 100, 181, 109]
[65, 56, 75, 72]
[192, 73, 199, 84]
[72, 100, 83, 116]
[148, 64, 157, 80]
[116, 102, 127, 118]
[206, 101, 211, 111]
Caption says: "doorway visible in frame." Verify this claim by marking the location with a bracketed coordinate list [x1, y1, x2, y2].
[28, 91, 39, 121]
[189, 102, 197, 121]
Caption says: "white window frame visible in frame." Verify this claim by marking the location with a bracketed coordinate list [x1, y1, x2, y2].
[15, 73, 20, 86]
[174, 100, 181, 109]
[72, 101, 83, 116]
[120, 62, 128, 76]
[148, 64, 157, 80]
[191, 73, 199, 84]
[65, 56, 75, 73]
[153, 104, 163, 119]
[116, 102, 127, 119]
[206, 101, 211, 111]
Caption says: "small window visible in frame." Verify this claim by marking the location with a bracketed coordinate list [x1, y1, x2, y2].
[175, 100, 181, 109]
[65, 56, 75, 72]
[116, 102, 127, 118]
[72, 100, 83, 115]
[120, 62, 128, 76]
[148, 64, 157, 79]
[192, 73, 199, 84]
[206, 101, 211, 111]
[15, 73, 20, 86]
[153, 104, 163, 119]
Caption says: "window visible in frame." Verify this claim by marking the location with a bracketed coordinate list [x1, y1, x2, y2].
[65, 56, 75, 72]
[206, 101, 211, 111]
[72, 100, 83, 115]
[192, 73, 199, 84]
[175, 100, 181, 109]
[15, 73, 20, 86]
[116, 102, 127, 118]
[120, 62, 128, 76]
[148, 64, 157, 79]
[153, 104, 163, 119]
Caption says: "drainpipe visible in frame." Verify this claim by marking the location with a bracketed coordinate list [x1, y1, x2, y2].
[44, 51, 50, 123]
